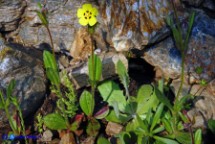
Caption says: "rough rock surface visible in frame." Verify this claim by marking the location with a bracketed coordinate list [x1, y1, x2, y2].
[0, 0, 26, 32]
[0, 38, 46, 127]
[9, 0, 184, 53]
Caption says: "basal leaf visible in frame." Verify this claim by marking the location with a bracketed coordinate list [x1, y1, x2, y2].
[80, 90, 94, 116]
[162, 118, 173, 134]
[98, 81, 126, 111]
[150, 103, 164, 131]
[137, 84, 153, 102]
[43, 113, 67, 130]
[105, 110, 130, 123]
[136, 88, 159, 115]
[153, 136, 179, 144]
[175, 132, 192, 144]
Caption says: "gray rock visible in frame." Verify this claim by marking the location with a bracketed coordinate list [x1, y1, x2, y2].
[0, 0, 26, 31]
[14, 0, 94, 52]
[13, 0, 184, 52]
[0, 38, 46, 127]
[68, 52, 128, 89]
[98, 0, 183, 51]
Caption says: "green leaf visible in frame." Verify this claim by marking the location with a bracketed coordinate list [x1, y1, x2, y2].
[150, 103, 164, 131]
[185, 12, 195, 47]
[136, 115, 148, 134]
[208, 119, 215, 134]
[105, 110, 130, 123]
[162, 118, 173, 134]
[194, 129, 202, 144]
[116, 60, 129, 90]
[154, 87, 173, 111]
[136, 86, 159, 115]
[152, 126, 165, 134]
[88, 54, 102, 85]
[43, 51, 57, 70]
[36, 10, 48, 26]
[43, 51, 60, 86]
[98, 81, 126, 111]
[80, 90, 94, 116]
[137, 84, 153, 103]
[6, 79, 16, 97]
[175, 132, 192, 144]
[97, 136, 110, 144]
[43, 113, 67, 130]
[153, 136, 179, 144]
[86, 118, 100, 137]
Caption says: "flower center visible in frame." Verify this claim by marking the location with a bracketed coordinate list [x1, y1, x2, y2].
[83, 10, 92, 20]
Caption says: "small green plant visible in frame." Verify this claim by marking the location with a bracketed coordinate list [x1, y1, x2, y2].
[99, 59, 202, 144]
[0, 80, 27, 143]
[77, 3, 105, 138]
[36, 3, 79, 141]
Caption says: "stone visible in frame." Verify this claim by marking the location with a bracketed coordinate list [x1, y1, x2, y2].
[11, 0, 96, 52]
[98, 0, 183, 51]
[10, 0, 185, 53]
[142, 10, 215, 126]
[0, 38, 46, 128]
[0, 0, 26, 32]
[105, 122, 123, 136]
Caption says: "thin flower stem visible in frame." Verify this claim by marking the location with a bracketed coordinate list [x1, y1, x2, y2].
[90, 34, 95, 98]
[46, 26, 56, 59]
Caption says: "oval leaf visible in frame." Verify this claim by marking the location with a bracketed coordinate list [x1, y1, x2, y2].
[43, 113, 67, 130]
[80, 90, 94, 116]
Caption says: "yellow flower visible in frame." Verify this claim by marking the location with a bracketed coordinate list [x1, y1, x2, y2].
[77, 4, 98, 26]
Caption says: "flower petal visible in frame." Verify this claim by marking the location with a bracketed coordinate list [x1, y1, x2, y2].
[82, 3, 92, 11]
[79, 17, 88, 26]
[89, 16, 97, 26]
[92, 7, 98, 16]
[77, 8, 84, 18]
